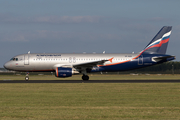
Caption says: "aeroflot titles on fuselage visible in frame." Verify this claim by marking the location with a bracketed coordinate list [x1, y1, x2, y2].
[37, 54, 61, 57]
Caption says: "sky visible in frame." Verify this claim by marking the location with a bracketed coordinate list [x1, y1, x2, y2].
[1, 0, 180, 67]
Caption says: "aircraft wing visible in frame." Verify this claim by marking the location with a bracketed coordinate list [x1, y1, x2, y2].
[73, 60, 108, 69]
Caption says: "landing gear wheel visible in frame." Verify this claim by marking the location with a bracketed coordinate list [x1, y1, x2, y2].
[82, 75, 89, 80]
[25, 76, 29, 81]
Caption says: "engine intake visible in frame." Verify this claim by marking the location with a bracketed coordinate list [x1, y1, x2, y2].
[55, 67, 72, 77]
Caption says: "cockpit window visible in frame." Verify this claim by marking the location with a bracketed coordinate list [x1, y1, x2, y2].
[10, 58, 18, 61]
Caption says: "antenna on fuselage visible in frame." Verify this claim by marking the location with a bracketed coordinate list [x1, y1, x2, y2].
[28, 51, 30, 54]
[103, 51, 105, 54]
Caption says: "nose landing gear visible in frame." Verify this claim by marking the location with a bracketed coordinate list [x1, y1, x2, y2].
[25, 72, 29, 81]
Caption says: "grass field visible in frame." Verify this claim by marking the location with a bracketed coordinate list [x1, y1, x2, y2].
[0, 75, 180, 120]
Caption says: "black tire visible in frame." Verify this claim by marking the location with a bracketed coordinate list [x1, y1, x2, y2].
[82, 75, 89, 80]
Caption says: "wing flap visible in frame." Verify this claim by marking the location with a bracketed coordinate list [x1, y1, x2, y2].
[73, 60, 108, 69]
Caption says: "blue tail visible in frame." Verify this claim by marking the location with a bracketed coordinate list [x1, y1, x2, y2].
[142, 26, 172, 54]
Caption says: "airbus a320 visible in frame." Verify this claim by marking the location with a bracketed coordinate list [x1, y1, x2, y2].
[4, 26, 175, 80]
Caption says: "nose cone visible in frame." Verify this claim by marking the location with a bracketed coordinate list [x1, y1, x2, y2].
[4, 62, 10, 70]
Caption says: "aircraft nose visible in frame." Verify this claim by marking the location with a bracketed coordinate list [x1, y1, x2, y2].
[4, 62, 10, 70]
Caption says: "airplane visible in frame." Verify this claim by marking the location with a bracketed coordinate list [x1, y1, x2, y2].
[4, 26, 175, 81]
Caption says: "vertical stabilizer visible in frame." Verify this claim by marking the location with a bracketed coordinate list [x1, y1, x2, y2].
[142, 26, 172, 54]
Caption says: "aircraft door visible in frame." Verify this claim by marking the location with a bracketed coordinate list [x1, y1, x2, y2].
[138, 55, 143, 65]
[69, 57, 72, 63]
[73, 57, 76, 63]
[24, 54, 29, 65]
[69, 57, 76, 63]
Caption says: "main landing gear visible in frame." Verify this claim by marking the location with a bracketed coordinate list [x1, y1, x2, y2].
[82, 74, 89, 80]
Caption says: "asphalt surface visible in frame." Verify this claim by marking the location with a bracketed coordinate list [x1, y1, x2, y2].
[1, 80, 180, 83]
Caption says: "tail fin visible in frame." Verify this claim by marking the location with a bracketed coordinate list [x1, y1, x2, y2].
[142, 26, 172, 54]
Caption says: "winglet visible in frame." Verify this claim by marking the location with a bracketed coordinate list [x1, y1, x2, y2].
[108, 57, 114, 63]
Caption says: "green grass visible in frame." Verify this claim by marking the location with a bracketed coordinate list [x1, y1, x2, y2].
[0, 74, 180, 80]
[0, 83, 180, 120]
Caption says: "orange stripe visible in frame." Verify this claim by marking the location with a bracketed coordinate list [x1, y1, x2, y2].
[108, 57, 114, 63]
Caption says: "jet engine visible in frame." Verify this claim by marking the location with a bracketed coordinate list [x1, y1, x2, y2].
[55, 67, 73, 77]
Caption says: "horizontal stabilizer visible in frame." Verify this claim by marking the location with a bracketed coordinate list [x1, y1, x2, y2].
[152, 55, 175, 62]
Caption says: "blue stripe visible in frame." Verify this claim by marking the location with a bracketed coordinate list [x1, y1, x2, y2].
[162, 35, 170, 40]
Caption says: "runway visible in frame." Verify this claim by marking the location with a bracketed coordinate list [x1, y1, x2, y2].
[1, 80, 180, 83]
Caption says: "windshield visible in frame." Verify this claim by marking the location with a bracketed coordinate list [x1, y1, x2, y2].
[10, 58, 18, 61]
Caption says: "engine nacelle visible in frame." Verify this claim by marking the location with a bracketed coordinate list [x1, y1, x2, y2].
[55, 67, 72, 78]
